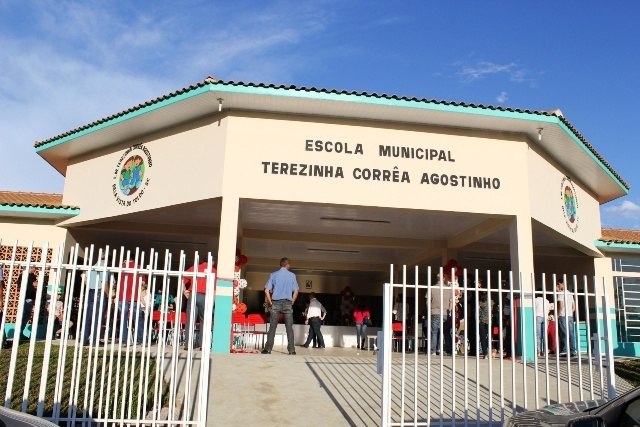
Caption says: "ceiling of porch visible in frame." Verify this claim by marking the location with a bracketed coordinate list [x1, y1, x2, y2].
[65, 198, 590, 278]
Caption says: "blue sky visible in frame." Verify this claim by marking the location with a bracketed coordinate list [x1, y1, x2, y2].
[1, 1, 639, 228]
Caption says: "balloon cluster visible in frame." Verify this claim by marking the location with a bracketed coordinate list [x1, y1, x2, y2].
[442, 259, 462, 283]
[232, 248, 249, 313]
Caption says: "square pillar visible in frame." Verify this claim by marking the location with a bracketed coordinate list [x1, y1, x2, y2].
[509, 215, 535, 361]
[212, 195, 240, 353]
[593, 257, 619, 355]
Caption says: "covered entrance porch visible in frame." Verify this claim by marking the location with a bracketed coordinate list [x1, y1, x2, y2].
[59, 197, 602, 354]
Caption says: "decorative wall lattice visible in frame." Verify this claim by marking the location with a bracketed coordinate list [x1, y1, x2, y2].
[0, 245, 52, 323]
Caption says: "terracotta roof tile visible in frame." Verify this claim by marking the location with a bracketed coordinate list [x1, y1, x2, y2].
[0, 191, 77, 210]
[599, 227, 640, 245]
[32, 78, 630, 190]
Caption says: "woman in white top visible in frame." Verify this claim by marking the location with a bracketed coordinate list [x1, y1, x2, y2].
[534, 290, 551, 356]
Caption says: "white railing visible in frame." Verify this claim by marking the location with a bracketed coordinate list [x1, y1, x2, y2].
[0, 242, 214, 426]
[381, 266, 620, 427]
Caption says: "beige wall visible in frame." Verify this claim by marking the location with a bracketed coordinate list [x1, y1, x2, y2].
[226, 114, 529, 215]
[0, 217, 68, 251]
[528, 147, 602, 251]
[51, 110, 608, 259]
[61, 115, 227, 225]
[534, 255, 596, 283]
[245, 271, 384, 296]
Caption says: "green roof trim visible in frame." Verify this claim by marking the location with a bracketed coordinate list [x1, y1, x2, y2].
[0, 205, 80, 216]
[35, 85, 213, 153]
[557, 120, 628, 196]
[595, 240, 640, 250]
[33, 79, 629, 192]
[213, 83, 561, 121]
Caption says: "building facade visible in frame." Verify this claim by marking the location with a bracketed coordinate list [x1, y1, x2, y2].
[1, 78, 638, 355]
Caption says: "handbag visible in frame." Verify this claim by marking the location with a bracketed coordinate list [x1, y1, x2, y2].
[363, 316, 372, 327]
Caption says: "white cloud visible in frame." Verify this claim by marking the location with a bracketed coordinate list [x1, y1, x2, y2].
[603, 200, 640, 220]
[0, 1, 332, 193]
[457, 61, 535, 87]
[496, 91, 508, 103]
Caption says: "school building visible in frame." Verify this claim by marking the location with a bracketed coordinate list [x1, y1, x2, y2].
[1, 77, 639, 356]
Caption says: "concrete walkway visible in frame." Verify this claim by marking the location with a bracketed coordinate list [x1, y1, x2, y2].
[206, 347, 634, 427]
[208, 346, 376, 427]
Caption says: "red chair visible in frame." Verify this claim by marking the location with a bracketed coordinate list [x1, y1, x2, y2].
[179, 311, 188, 345]
[548, 320, 557, 354]
[150, 310, 162, 343]
[392, 322, 404, 352]
[246, 313, 267, 349]
[231, 313, 248, 350]
[160, 311, 187, 346]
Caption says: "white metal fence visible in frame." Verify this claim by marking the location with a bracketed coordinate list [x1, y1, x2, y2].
[0, 242, 214, 426]
[381, 266, 620, 427]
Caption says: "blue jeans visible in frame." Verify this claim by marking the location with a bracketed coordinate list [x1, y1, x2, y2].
[119, 301, 143, 345]
[558, 316, 576, 354]
[355, 323, 368, 348]
[430, 315, 441, 354]
[185, 292, 207, 348]
[536, 316, 546, 354]
[83, 289, 106, 345]
[20, 299, 35, 339]
[305, 317, 325, 347]
[265, 300, 295, 353]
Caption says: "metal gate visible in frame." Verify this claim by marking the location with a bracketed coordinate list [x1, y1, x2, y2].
[380, 265, 619, 427]
[0, 242, 214, 426]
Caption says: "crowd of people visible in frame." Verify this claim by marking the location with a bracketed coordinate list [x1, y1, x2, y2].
[417, 266, 578, 359]
[2, 255, 579, 359]
[0, 256, 215, 350]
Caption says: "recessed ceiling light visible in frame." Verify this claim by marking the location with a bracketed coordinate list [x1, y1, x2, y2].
[307, 248, 360, 254]
[320, 216, 390, 224]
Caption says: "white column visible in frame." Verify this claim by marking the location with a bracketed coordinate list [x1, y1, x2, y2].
[509, 215, 535, 361]
[509, 215, 534, 292]
[212, 195, 240, 353]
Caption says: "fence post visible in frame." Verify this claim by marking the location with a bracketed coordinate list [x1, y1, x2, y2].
[381, 279, 393, 427]
[602, 283, 616, 399]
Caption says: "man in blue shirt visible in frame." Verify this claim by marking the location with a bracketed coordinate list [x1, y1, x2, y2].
[262, 257, 299, 355]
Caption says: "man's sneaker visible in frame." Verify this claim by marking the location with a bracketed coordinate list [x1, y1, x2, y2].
[570, 352, 577, 358]
[261, 349, 271, 354]
[431, 353, 437, 356]
[559, 352, 567, 357]
[289, 351, 296, 355]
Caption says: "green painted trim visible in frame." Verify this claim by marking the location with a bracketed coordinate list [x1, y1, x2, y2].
[214, 83, 559, 121]
[3, 323, 47, 339]
[212, 279, 233, 353]
[34, 81, 627, 193]
[596, 241, 640, 250]
[0, 205, 80, 216]
[614, 342, 640, 357]
[520, 306, 536, 362]
[556, 121, 628, 195]
[35, 85, 214, 152]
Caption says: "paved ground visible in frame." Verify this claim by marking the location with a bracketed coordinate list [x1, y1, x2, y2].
[208, 346, 369, 427]
[205, 346, 633, 427]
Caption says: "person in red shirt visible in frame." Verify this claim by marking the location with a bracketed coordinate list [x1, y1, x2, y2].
[182, 261, 215, 350]
[353, 301, 372, 350]
[117, 260, 144, 345]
